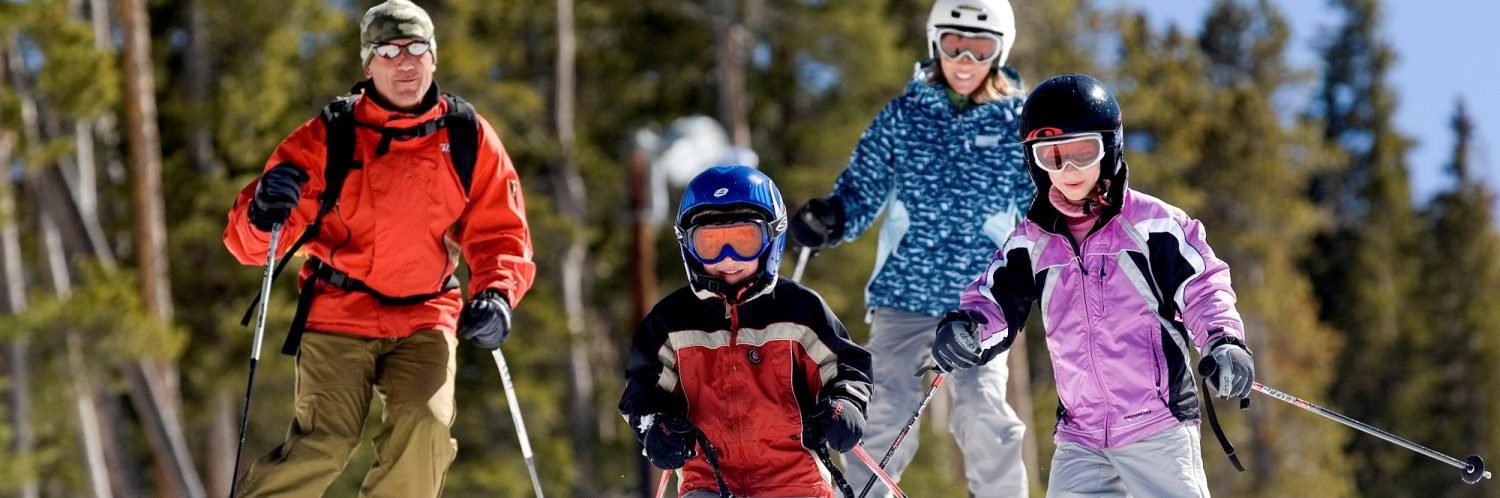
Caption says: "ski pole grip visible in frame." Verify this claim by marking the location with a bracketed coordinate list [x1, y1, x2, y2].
[1198, 355, 1219, 378]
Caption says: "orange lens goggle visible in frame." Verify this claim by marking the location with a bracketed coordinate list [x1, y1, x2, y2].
[688, 222, 769, 264]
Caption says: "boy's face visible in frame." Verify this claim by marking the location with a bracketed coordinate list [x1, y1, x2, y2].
[703, 258, 760, 285]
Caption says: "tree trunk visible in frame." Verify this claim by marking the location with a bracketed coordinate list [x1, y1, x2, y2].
[89, 0, 125, 205]
[206, 391, 236, 497]
[68, 334, 115, 498]
[710, 0, 751, 148]
[185, 0, 215, 174]
[553, 0, 597, 494]
[6, 41, 125, 498]
[628, 141, 657, 498]
[118, 0, 205, 495]
[0, 129, 40, 498]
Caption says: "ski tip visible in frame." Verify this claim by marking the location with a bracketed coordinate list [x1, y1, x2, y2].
[1463, 454, 1488, 484]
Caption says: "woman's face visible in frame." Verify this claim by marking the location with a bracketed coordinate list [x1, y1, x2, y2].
[940, 57, 989, 97]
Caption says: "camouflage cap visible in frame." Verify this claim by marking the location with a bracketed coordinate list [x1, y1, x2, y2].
[360, 0, 436, 66]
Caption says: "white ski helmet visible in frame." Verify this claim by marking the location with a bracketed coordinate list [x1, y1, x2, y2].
[926, 0, 1017, 67]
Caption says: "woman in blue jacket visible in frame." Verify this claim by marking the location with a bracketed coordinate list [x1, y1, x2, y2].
[788, 1, 1033, 496]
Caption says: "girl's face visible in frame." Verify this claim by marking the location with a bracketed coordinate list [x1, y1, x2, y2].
[940, 57, 989, 97]
[1048, 160, 1103, 204]
[703, 258, 759, 285]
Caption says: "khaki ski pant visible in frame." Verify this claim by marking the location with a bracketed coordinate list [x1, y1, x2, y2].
[842, 308, 1029, 498]
[233, 329, 458, 498]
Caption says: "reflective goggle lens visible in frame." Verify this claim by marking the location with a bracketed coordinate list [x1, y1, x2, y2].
[1031, 134, 1105, 173]
[938, 29, 1001, 63]
[373, 40, 432, 59]
[690, 222, 767, 263]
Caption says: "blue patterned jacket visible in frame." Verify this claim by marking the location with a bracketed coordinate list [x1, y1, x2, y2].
[830, 70, 1033, 318]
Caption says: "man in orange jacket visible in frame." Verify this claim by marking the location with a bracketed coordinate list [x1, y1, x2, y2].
[223, 1, 534, 496]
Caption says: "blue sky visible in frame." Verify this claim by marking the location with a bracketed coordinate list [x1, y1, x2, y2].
[1101, 0, 1499, 204]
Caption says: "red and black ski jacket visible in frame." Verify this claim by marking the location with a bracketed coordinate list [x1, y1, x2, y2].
[620, 278, 872, 498]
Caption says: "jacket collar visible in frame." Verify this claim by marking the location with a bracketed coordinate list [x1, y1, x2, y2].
[350, 79, 445, 126]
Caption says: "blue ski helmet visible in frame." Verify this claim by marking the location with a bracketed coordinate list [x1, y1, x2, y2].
[675, 165, 788, 297]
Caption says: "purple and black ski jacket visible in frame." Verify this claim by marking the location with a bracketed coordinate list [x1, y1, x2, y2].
[960, 171, 1245, 450]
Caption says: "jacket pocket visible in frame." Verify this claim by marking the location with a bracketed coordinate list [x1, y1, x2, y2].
[1150, 329, 1169, 406]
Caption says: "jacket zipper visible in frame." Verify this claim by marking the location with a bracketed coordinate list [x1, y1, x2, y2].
[1151, 330, 1168, 406]
[1072, 230, 1112, 447]
[722, 287, 748, 440]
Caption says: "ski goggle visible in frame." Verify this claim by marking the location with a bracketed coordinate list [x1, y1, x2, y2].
[371, 40, 433, 59]
[681, 221, 771, 265]
[935, 28, 1003, 64]
[1030, 134, 1105, 173]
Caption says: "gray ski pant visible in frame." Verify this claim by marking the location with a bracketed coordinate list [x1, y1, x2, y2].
[841, 308, 1028, 498]
[1046, 421, 1210, 498]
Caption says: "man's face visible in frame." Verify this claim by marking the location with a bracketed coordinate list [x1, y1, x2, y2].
[364, 38, 435, 111]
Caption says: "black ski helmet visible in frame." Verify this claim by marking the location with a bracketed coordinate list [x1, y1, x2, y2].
[1019, 73, 1124, 186]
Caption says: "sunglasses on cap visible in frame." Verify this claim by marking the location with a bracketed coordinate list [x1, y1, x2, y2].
[679, 221, 772, 265]
[935, 28, 1002, 64]
[1030, 133, 1105, 173]
[371, 40, 432, 59]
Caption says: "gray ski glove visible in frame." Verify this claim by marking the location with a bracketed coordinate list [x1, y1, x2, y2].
[1204, 338, 1254, 400]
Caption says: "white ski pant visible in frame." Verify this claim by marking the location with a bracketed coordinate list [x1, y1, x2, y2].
[1046, 421, 1210, 498]
[841, 308, 1028, 498]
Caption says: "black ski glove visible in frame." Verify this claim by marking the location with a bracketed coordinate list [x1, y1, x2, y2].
[632, 413, 698, 470]
[248, 163, 309, 232]
[458, 290, 512, 350]
[932, 310, 986, 373]
[806, 397, 865, 452]
[789, 196, 846, 249]
[1202, 338, 1254, 400]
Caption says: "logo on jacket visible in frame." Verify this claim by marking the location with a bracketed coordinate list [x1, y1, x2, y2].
[441, 143, 451, 152]
[713, 187, 729, 198]
[1026, 127, 1064, 140]
[746, 347, 762, 365]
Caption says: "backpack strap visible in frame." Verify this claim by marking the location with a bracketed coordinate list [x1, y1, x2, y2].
[442, 93, 478, 195]
[239, 94, 361, 332]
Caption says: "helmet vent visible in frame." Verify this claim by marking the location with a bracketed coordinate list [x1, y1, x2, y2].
[977, 13, 988, 21]
[950, 10, 961, 19]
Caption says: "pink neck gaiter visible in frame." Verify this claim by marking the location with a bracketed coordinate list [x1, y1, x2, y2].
[1049, 186, 1099, 243]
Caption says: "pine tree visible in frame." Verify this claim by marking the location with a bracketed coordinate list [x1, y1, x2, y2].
[1191, 1, 1353, 495]
[1308, 0, 1428, 494]
[1403, 100, 1500, 497]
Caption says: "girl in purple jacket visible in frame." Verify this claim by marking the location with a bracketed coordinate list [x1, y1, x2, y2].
[929, 73, 1256, 497]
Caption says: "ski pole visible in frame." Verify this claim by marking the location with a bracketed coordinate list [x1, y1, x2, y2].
[229, 223, 282, 498]
[690, 430, 735, 498]
[1201, 358, 1490, 484]
[856, 367, 946, 498]
[792, 246, 812, 281]
[1253, 381, 1489, 484]
[851, 444, 908, 498]
[493, 349, 545, 497]
[654, 469, 672, 498]
[815, 446, 855, 497]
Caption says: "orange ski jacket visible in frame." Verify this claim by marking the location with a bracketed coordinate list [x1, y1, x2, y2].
[225, 84, 534, 339]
